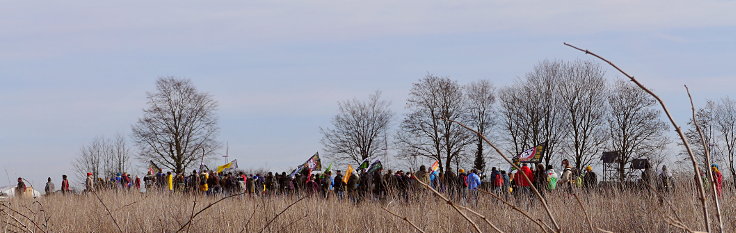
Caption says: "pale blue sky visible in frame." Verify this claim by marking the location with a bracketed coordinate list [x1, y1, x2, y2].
[1, 1, 735, 187]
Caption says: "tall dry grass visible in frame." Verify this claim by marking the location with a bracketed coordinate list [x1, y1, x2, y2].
[1, 179, 733, 232]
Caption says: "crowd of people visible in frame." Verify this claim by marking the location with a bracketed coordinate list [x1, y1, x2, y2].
[11, 160, 727, 203]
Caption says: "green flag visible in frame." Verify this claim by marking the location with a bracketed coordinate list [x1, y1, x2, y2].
[358, 159, 370, 170]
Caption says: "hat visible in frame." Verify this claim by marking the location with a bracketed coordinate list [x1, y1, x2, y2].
[459, 169, 465, 173]
[87, 172, 93, 176]
[585, 166, 592, 171]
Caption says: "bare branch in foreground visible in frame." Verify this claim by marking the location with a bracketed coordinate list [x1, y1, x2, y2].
[686, 85, 724, 233]
[92, 191, 124, 233]
[440, 118, 560, 233]
[381, 205, 426, 233]
[476, 189, 550, 233]
[572, 193, 595, 233]
[257, 195, 308, 233]
[176, 192, 246, 233]
[564, 42, 711, 233]
[415, 179, 490, 233]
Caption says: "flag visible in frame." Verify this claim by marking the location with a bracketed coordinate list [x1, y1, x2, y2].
[367, 160, 383, 173]
[515, 142, 547, 163]
[199, 164, 210, 173]
[343, 165, 354, 184]
[431, 160, 440, 173]
[148, 161, 162, 174]
[216, 159, 238, 173]
[302, 152, 322, 170]
[358, 159, 370, 170]
[324, 162, 333, 173]
[289, 165, 304, 178]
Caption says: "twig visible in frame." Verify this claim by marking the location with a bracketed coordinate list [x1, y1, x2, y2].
[0, 208, 32, 233]
[257, 195, 307, 233]
[175, 191, 246, 233]
[1, 202, 48, 233]
[185, 193, 198, 233]
[239, 201, 259, 233]
[665, 216, 696, 233]
[686, 85, 724, 233]
[276, 213, 309, 233]
[477, 189, 549, 233]
[456, 205, 505, 233]
[112, 199, 144, 213]
[572, 193, 596, 233]
[92, 191, 124, 233]
[564, 42, 711, 233]
[440, 118, 561, 233]
[382, 205, 426, 233]
[415, 179, 487, 233]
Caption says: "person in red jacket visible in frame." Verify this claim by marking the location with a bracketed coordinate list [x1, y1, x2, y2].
[134, 176, 142, 191]
[516, 163, 534, 195]
[61, 175, 71, 194]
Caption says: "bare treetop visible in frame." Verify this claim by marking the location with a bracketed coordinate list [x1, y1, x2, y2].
[132, 77, 220, 174]
[321, 91, 393, 165]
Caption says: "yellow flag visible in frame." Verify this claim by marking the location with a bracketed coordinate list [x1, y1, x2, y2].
[343, 165, 354, 184]
[216, 160, 236, 173]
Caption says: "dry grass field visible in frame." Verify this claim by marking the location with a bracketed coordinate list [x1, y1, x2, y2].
[1, 181, 733, 233]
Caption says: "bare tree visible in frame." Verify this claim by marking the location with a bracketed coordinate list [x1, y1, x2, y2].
[320, 91, 393, 165]
[606, 80, 669, 182]
[73, 134, 132, 181]
[714, 97, 736, 185]
[558, 60, 608, 170]
[74, 136, 105, 181]
[498, 61, 566, 168]
[397, 75, 472, 173]
[465, 80, 496, 174]
[684, 100, 721, 167]
[132, 77, 219, 174]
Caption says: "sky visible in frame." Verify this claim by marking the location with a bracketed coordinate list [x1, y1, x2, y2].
[1, 0, 735, 188]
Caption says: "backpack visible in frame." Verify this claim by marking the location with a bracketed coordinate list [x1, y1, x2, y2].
[459, 174, 468, 187]
[547, 176, 558, 190]
[494, 174, 503, 187]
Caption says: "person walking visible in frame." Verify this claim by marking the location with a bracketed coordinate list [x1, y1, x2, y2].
[516, 164, 534, 196]
[44, 177, 55, 195]
[583, 166, 597, 191]
[85, 173, 95, 193]
[415, 165, 430, 185]
[559, 163, 573, 194]
[467, 169, 482, 206]
[457, 169, 468, 201]
[658, 165, 673, 193]
[61, 175, 71, 194]
[333, 170, 345, 200]
[712, 164, 723, 196]
[533, 163, 547, 196]
[16, 177, 27, 197]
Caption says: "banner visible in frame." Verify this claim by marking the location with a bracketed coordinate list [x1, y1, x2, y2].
[289, 165, 304, 178]
[302, 152, 322, 170]
[515, 142, 546, 163]
[367, 160, 383, 173]
[431, 160, 440, 173]
[343, 165, 354, 184]
[216, 159, 238, 173]
[324, 162, 333, 174]
[148, 161, 162, 174]
[358, 159, 370, 170]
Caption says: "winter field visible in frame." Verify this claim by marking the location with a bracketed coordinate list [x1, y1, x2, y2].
[1, 179, 732, 233]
